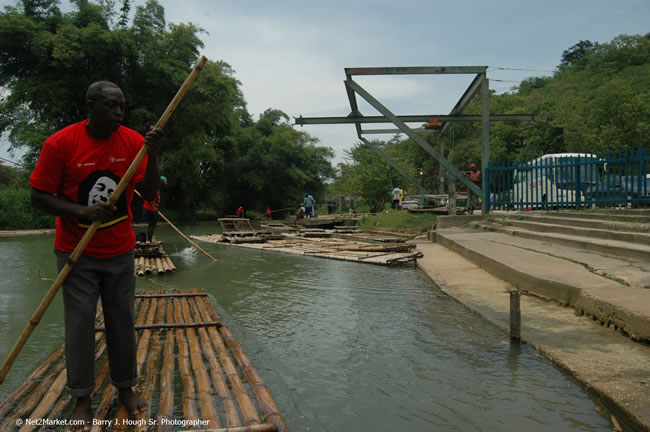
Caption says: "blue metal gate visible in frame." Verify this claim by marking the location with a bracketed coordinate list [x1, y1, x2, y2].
[486, 149, 649, 212]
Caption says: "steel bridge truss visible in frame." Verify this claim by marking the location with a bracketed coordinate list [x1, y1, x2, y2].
[294, 66, 533, 213]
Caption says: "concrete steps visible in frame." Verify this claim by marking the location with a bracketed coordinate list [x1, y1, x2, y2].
[472, 211, 650, 261]
[431, 211, 650, 342]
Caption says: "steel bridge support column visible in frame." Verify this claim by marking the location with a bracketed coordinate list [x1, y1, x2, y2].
[481, 75, 490, 214]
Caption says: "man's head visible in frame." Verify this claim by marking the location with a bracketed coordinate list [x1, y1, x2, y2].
[160, 176, 168, 185]
[86, 81, 125, 139]
[470, 163, 477, 171]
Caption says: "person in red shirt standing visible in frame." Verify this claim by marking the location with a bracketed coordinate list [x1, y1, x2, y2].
[142, 175, 168, 242]
[466, 163, 482, 214]
[236, 205, 244, 218]
[265, 206, 272, 221]
[30, 81, 163, 430]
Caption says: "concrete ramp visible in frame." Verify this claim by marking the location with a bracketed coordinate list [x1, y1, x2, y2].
[432, 210, 650, 342]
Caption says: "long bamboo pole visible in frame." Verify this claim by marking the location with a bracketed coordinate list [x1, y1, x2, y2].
[0, 56, 207, 386]
[135, 189, 217, 261]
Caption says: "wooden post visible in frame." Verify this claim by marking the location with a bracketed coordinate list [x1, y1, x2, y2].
[510, 290, 521, 342]
[448, 177, 456, 215]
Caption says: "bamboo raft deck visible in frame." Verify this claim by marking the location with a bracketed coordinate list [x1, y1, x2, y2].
[135, 241, 176, 276]
[0, 288, 289, 432]
[191, 233, 423, 265]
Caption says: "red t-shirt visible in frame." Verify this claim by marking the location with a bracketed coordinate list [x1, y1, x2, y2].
[143, 191, 160, 212]
[30, 120, 148, 258]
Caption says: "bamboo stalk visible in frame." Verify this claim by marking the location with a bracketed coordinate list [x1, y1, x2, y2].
[1, 310, 104, 424]
[173, 297, 199, 421]
[0, 363, 64, 432]
[0, 345, 64, 418]
[180, 297, 221, 428]
[89, 302, 136, 432]
[97, 295, 150, 431]
[191, 295, 261, 425]
[178, 424, 277, 432]
[161, 256, 171, 273]
[156, 300, 176, 429]
[95, 321, 223, 332]
[0, 55, 208, 386]
[135, 293, 208, 298]
[154, 256, 162, 273]
[134, 297, 166, 432]
[48, 351, 110, 422]
[45, 332, 109, 425]
[135, 297, 159, 374]
[188, 297, 242, 428]
[220, 328, 288, 432]
[19, 368, 67, 432]
[165, 256, 177, 272]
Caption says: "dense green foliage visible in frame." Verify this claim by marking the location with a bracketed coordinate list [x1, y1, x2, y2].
[0, 164, 55, 228]
[0, 0, 334, 227]
[330, 33, 650, 200]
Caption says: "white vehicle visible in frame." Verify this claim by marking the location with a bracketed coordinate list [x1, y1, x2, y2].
[513, 153, 603, 209]
[400, 198, 421, 210]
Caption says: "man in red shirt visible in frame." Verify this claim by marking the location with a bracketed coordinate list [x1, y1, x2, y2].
[466, 163, 482, 214]
[142, 175, 168, 242]
[30, 81, 163, 430]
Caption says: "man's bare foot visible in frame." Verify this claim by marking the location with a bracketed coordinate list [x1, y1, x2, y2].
[118, 388, 147, 415]
[70, 396, 92, 432]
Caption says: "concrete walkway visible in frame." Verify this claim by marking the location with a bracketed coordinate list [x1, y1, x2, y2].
[414, 239, 650, 431]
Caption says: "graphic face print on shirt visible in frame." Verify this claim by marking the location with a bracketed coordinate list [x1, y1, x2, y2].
[77, 169, 128, 229]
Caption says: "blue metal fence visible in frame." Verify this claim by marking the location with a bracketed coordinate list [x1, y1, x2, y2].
[486, 149, 649, 212]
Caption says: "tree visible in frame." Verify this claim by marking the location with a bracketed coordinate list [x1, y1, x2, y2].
[0, 0, 335, 222]
[560, 40, 598, 69]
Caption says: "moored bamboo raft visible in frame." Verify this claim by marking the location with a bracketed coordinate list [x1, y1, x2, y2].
[0, 288, 289, 432]
[135, 241, 176, 276]
[191, 234, 422, 265]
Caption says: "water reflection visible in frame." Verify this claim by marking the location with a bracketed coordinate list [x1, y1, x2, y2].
[0, 225, 613, 431]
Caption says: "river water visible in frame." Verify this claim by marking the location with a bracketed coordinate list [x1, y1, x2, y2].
[0, 222, 614, 431]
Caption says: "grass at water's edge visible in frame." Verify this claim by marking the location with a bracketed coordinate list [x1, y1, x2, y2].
[357, 210, 436, 233]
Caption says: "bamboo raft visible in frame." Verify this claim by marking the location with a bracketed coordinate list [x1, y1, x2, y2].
[135, 241, 176, 276]
[0, 288, 289, 432]
[191, 234, 423, 265]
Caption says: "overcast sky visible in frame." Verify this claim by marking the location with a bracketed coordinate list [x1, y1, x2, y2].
[1, 0, 649, 165]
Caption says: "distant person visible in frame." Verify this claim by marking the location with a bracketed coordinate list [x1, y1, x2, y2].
[236, 206, 245, 218]
[304, 193, 314, 218]
[294, 207, 305, 226]
[369, 201, 377, 214]
[392, 186, 401, 210]
[399, 186, 404, 208]
[265, 206, 272, 221]
[466, 163, 482, 214]
[142, 175, 167, 242]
